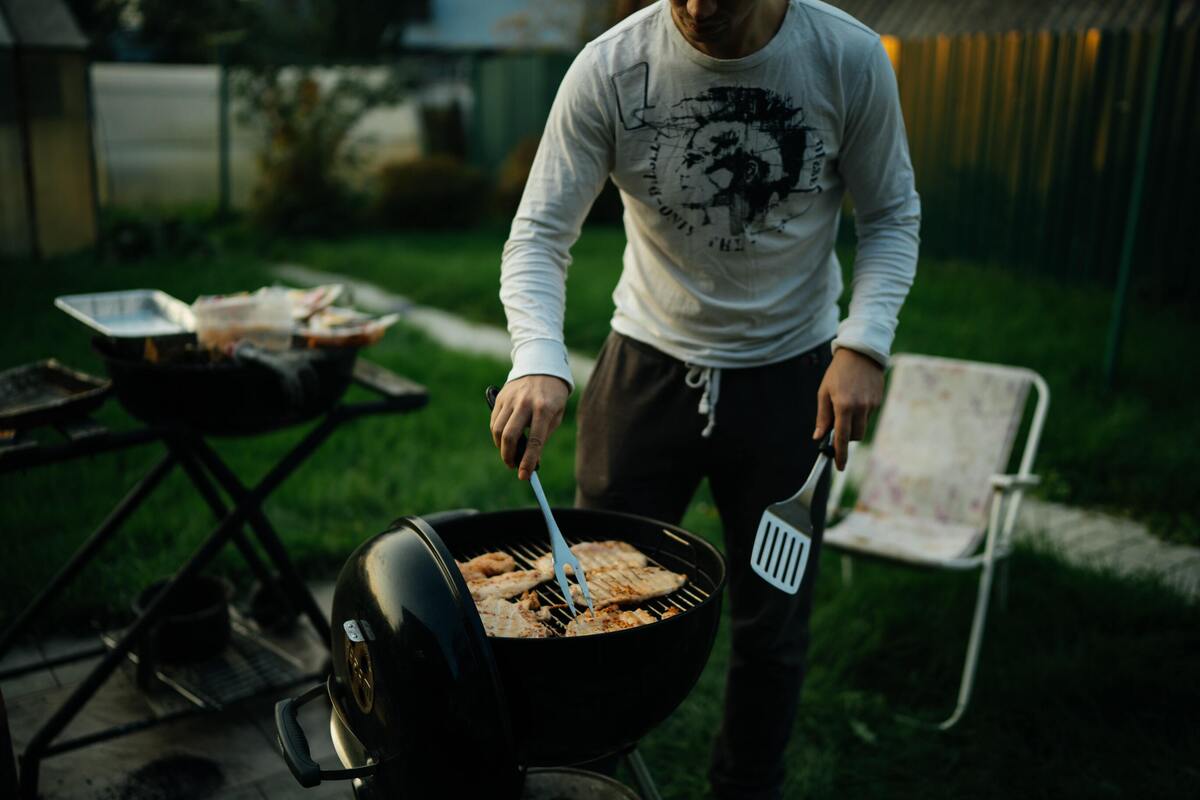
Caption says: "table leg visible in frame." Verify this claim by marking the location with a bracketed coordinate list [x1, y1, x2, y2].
[0, 453, 176, 664]
[186, 437, 333, 647]
[17, 490, 253, 799]
[169, 442, 278, 591]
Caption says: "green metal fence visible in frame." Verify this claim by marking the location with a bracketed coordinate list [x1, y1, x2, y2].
[468, 25, 1198, 298]
[467, 52, 572, 174]
[888, 24, 1199, 297]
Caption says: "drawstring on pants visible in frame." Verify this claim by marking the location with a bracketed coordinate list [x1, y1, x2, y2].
[684, 365, 722, 438]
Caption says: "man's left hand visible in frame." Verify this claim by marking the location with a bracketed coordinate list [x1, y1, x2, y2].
[813, 348, 884, 470]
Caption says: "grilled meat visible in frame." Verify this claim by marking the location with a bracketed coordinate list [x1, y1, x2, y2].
[517, 590, 566, 622]
[564, 606, 657, 637]
[456, 552, 518, 583]
[475, 597, 552, 639]
[569, 565, 686, 608]
[517, 590, 540, 612]
[533, 540, 648, 577]
[468, 568, 550, 602]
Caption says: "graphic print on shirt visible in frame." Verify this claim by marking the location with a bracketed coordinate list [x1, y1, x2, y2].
[613, 63, 826, 253]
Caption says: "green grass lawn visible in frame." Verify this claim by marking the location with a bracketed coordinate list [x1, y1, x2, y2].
[287, 224, 1200, 544]
[2, 232, 1198, 798]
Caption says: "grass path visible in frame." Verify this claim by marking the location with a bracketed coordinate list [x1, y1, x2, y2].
[283, 225, 1200, 545]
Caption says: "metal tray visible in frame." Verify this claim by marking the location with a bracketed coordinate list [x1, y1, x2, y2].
[55, 289, 196, 338]
[0, 360, 111, 430]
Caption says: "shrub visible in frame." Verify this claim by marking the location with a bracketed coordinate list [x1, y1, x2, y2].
[494, 136, 541, 218]
[235, 67, 401, 237]
[493, 136, 625, 224]
[372, 156, 489, 230]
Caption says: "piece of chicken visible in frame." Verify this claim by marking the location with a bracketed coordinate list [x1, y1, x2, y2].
[533, 540, 648, 577]
[456, 552, 518, 583]
[516, 589, 566, 623]
[568, 565, 686, 609]
[468, 568, 551, 602]
[475, 597, 552, 638]
[564, 606, 657, 637]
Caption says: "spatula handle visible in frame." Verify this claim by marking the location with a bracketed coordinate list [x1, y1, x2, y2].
[792, 431, 834, 505]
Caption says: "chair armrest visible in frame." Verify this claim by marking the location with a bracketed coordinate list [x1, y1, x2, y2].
[990, 473, 1040, 492]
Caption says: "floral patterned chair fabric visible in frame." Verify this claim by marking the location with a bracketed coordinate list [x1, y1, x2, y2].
[826, 355, 1034, 564]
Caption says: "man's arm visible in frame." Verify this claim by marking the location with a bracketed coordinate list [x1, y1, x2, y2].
[815, 38, 921, 468]
[493, 44, 615, 479]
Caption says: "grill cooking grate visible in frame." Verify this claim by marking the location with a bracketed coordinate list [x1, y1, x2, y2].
[453, 536, 710, 636]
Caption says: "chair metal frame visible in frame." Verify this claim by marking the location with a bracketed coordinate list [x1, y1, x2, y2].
[824, 354, 1050, 730]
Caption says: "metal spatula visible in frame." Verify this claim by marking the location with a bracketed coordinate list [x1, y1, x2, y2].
[751, 433, 835, 594]
[485, 385, 597, 618]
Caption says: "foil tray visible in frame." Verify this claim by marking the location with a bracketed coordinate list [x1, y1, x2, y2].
[55, 289, 196, 338]
[0, 360, 111, 429]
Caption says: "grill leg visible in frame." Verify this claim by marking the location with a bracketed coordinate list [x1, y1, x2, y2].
[0, 453, 176, 661]
[17, 505, 244, 800]
[186, 434, 334, 647]
[170, 442, 281, 593]
[624, 749, 663, 800]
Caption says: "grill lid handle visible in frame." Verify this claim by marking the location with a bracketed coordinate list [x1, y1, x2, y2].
[275, 682, 379, 788]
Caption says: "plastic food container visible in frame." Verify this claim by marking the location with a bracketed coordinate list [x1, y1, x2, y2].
[193, 288, 293, 352]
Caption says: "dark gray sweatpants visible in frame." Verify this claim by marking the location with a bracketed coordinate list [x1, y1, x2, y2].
[575, 331, 832, 800]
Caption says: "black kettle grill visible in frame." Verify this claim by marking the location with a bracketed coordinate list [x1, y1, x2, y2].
[275, 508, 726, 799]
[92, 336, 358, 436]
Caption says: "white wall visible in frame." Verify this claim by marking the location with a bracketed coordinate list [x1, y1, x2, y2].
[406, 0, 585, 51]
[91, 63, 424, 210]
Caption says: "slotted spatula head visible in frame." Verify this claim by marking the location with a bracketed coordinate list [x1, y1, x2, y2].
[752, 436, 834, 594]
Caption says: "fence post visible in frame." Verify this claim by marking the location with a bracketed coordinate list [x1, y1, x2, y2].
[208, 31, 246, 220]
[1103, 0, 1177, 385]
[217, 47, 231, 219]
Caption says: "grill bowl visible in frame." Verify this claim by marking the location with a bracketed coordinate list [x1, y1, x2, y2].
[437, 508, 725, 766]
[92, 337, 356, 435]
[324, 509, 725, 798]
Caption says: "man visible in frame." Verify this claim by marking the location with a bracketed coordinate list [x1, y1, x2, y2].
[490, 0, 919, 796]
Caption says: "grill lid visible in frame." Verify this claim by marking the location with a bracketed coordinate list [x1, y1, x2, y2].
[328, 514, 521, 797]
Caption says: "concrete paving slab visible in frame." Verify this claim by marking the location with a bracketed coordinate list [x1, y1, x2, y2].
[1064, 524, 1156, 561]
[1, 642, 57, 700]
[1015, 500, 1096, 537]
[211, 785, 268, 800]
[1163, 563, 1200, 599]
[6, 665, 156, 749]
[38, 634, 110, 689]
[4, 579, 342, 798]
[23, 709, 280, 800]
[9, 683, 248, 797]
[243, 687, 336, 767]
[254, 769, 355, 799]
[1085, 540, 1176, 576]
[1162, 550, 1200, 577]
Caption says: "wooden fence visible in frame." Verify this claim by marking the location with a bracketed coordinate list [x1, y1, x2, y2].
[886, 24, 1199, 297]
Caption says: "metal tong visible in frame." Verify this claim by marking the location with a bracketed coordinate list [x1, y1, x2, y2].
[485, 386, 596, 618]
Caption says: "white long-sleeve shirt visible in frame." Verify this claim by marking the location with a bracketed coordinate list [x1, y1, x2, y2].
[501, 0, 920, 389]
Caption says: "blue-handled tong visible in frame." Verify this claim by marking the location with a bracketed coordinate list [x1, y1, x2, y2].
[486, 386, 596, 618]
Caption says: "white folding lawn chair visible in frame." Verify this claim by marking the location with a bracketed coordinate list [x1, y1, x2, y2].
[824, 353, 1050, 730]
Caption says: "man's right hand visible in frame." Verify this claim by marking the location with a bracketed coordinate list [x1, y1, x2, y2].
[490, 375, 571, 481]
